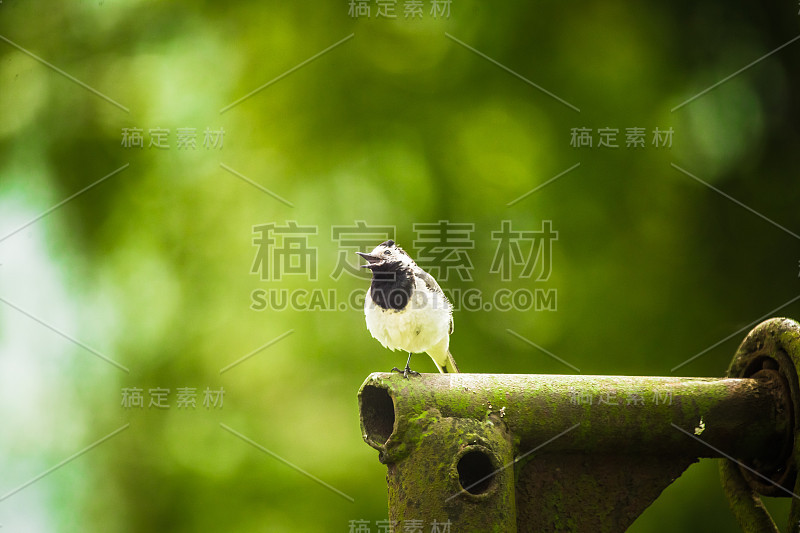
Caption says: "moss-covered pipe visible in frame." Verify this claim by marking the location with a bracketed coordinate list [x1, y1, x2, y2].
[359, 318, 799, 532]
[360, 372, 789, 463]
[359, 370, 790, 532]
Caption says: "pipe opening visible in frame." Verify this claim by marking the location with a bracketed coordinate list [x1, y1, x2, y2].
[360, 385, 395, 445]
[457, 449, 496, 495]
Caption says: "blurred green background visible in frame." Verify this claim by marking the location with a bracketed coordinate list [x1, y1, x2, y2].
[0, 0, 799, 531]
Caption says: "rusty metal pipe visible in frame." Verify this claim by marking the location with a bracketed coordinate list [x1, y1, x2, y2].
[358, 318, 799, 532]
[361, 373, 789, 462]
[359, 370, 791, 532]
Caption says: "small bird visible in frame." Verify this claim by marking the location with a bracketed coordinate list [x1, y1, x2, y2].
[357, 240, 460, 377]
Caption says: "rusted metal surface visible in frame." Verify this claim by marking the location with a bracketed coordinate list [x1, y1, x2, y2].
[385, 414, 517, 532]
[516, 454, 695, 532]
[361, 373, 789, 461]
[719, 458, 779, 533]
[721, 317, 800, 532]
[359, 365, 792, 530]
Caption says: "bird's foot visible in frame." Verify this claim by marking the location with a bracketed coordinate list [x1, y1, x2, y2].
[391, 365, 420, 379]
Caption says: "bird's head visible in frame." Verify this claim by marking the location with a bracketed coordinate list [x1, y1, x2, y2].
[356, 240, 414, 271]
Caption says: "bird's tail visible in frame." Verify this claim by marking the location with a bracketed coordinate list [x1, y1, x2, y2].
[427, 337, 460, 373]
[441, 350, 460, 373]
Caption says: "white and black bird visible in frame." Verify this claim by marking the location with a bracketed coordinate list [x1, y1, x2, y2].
[357, 240, 460, 377]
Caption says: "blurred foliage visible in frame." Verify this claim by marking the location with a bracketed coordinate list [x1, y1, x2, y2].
[0, 0, 798, 531]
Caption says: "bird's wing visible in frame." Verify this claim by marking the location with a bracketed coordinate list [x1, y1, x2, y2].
[415, 266, 444, 294]
[414, 267, 454, 335]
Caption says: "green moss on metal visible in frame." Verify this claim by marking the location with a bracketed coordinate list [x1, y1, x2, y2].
[359, 319, 800, 532]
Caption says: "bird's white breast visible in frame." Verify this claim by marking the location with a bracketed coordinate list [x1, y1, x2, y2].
[364, 276, 451, 354]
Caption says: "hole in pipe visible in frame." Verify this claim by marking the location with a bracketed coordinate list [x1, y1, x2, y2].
[361, 385, 395, 445]
[457, 450, 496, 495]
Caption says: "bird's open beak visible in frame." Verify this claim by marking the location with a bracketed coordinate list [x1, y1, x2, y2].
[356, 251, 382, 268]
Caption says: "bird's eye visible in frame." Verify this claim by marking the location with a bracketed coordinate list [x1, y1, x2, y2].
[383, 250, 391, 254]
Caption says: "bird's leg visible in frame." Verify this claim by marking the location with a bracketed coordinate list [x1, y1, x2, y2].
[391, 352, 420, 379]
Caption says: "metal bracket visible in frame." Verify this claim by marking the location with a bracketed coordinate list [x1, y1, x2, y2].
[721, 317, 800, 532]
[358, 318, 799, 532]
